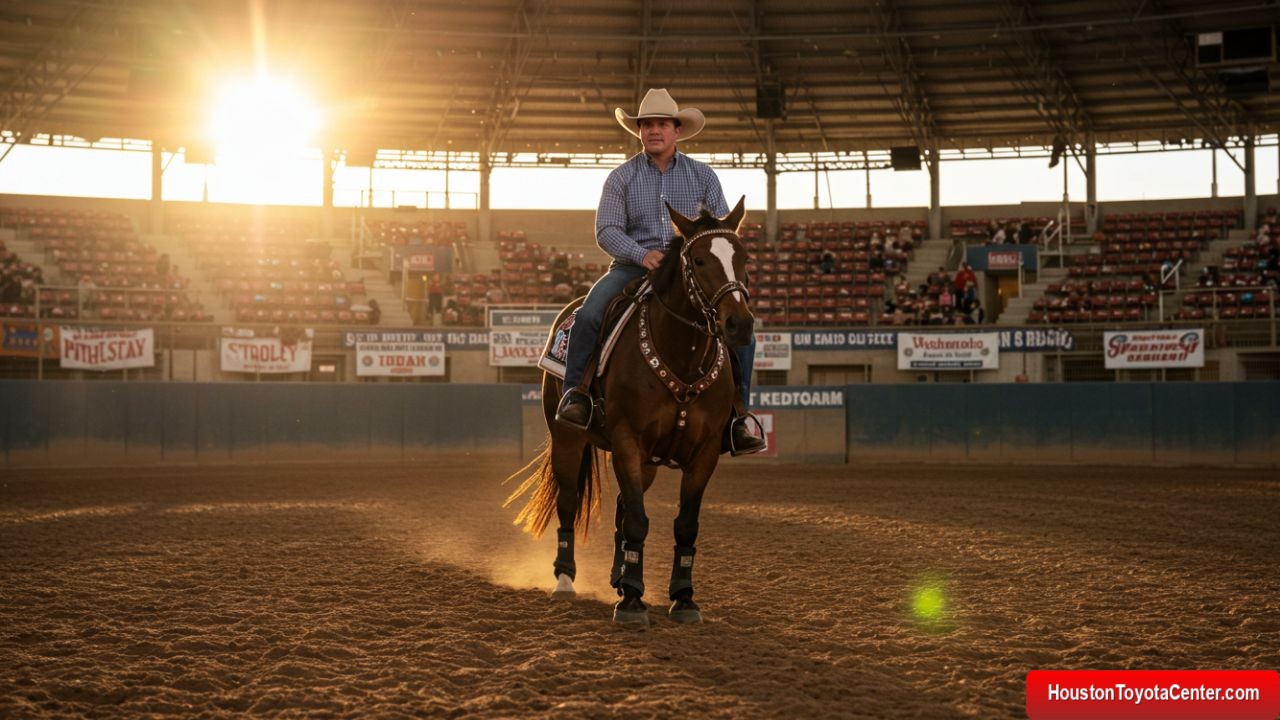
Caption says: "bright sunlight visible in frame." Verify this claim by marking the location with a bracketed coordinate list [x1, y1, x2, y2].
[208, 73, 322, 155]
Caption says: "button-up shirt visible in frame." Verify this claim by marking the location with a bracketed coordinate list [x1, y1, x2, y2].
[595, 150, 729, 267]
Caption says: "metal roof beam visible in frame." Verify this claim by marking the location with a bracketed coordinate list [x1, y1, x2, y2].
[868, 0, 939, 155]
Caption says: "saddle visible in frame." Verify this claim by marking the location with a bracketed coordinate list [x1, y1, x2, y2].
[537, 278, 649, 384]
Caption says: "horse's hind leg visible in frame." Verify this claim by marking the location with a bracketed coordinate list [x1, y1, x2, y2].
[667, 458, 716, 624]
[550, 433, 589, 598]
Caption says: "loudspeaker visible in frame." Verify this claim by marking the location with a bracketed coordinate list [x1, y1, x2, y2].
[1220, 67, 1270, 98]
[345, 146, 378, 166]
[756, 84, 785, 119]
[183, 142, 214, 165]
[890, 146, 921, 171]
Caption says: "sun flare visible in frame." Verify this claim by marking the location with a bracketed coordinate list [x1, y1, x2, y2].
[208, 74, 321, 156]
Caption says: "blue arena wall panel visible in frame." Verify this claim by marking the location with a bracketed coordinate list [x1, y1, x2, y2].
[1, 380, 1275, 467]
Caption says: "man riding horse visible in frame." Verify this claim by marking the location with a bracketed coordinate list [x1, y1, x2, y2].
[555, 88, 766, 456]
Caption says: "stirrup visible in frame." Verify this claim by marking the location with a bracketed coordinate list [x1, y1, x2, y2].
[729, 412, 768, 456]
[555, 388, 593, 431]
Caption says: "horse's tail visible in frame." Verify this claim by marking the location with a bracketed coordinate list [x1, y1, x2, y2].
[503, 436, 604, 541]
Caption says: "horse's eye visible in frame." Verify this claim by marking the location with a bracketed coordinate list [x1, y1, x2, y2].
[694, 257, 705, 266]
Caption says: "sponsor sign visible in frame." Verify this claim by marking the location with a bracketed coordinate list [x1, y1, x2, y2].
[489, 329, 547, 367]
[404, 253, 434, 271]
[356, 342, 446, 376]
[520, 385, 543, 405]
[987, 250, 1022, 270]
[488, 308, 561, 329]
[341, 329, 490, 350]
[59, 327, 154, 371]
[898, 331, 1000, 370]
[998, 328, 1075, 352]
[2, 322, 59, 358]
[1103, 329, 1204, 369]
[754, 332, 793, 370]
[220, 336, 313, 373]
[791, 330, 897, 350]
[387, 246, 452, 273]
[748, 387, 846, 409]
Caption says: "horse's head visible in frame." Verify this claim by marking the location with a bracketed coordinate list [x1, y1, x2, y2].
[664, 196, 754, 347]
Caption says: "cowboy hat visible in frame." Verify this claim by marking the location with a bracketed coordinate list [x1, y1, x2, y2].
[614, 88, 705, 140]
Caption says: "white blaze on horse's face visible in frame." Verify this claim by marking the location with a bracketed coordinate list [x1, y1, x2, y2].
[709, 236, 744, 300]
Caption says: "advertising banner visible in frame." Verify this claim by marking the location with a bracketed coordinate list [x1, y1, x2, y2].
[356, 342, 446, 376]
[2, 322, 59, 358]
[1103, 329, 1204, 369]
[489, 329, 546, 367]
[897, 331, 1000, 370]
[220, 336, 313, 373]
[754, 331, 793, 370]
[488, 308, 561, 329]
[59, 327, 154, 371]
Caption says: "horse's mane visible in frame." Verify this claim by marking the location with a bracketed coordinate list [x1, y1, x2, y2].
[652, 209, 723, 295]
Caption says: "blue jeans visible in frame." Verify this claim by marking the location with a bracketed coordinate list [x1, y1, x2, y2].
[563, 261, 755, 411]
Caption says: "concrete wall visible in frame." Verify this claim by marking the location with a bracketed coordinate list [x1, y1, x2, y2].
[845, 382, 1279, 467]
[0, 381, 521, 466]
[6, 380, 1272, 469]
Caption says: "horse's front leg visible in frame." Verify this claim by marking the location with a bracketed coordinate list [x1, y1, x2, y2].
[668, 454, 717, 624]
[611, 451, 656, 627]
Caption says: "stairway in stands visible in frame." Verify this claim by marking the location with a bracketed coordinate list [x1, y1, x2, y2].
[326, 238, 416, 326]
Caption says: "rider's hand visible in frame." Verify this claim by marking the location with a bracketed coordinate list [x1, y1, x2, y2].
[641, 250, 665, 271]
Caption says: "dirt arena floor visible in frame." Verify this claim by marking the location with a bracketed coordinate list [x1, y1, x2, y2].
[1, 457, 1277, 719]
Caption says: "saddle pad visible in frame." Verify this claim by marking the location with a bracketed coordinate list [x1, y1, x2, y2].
[537, 281, 650, 380]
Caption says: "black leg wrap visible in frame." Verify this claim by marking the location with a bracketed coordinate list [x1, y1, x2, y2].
[668, 545, 696, 600]
[609, 529, 625, 590]
[553, 529, 576, 582]
[618, 541, 645, 597]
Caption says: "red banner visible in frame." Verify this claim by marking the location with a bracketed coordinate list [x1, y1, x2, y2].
[1027, 670, 1279, 720]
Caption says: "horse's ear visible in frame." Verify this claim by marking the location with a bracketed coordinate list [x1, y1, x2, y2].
[666, 202, 697, 239]
[722, 195, 747, 232]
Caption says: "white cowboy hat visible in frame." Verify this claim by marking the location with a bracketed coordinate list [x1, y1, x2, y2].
[614, 88, 705, 140]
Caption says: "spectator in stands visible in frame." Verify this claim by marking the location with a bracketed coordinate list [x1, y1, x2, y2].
[990, 224, 1006, 245]
[155, 253, 170, 280]
[554, 88, 764, 454]
[427, 274, 444, 318]
[897, 224, 913, 248]
[485, 285, 507, 305]
[443, 299, 460, 325]
[953, 262, 977, 298]
[368, 298, 381, 325]
[0, 271, 19, 303]
[938, 285, 955, 311]
[819, 247, 836, 274]
[1017, 222, 1033, 244]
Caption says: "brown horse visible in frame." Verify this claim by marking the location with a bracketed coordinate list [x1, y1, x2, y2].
[506, 197, 753, 627]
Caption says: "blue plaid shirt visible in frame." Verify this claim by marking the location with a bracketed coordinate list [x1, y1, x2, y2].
[595, 150, 729, 267]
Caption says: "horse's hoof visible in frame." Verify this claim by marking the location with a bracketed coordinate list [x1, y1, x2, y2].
[550, 573, 576, 599]
[668, 598, 702, 624]
[613, 597, 649, 627]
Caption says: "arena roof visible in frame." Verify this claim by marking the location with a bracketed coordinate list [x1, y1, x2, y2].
[0, 0, 1277, 159]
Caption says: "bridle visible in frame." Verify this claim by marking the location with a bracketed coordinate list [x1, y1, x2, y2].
[652, 227, 750, 337]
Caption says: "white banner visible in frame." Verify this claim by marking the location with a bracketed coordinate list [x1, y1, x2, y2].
[59, 327, 155, 371]
[1104, 329, 1204, 369]
[754, 331, 793, 371]
[356, 342, 446, 376]
[489, 329, 546, 367]
[897, 331, 1000, 370]
[220, 337, 313, 374]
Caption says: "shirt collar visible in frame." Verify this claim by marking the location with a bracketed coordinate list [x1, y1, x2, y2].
[642, 149, 682, 170]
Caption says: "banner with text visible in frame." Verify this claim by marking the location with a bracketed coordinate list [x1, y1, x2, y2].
[220, 336, 313, 374]
[2, 322, 59, 358]
[356, 342, 446, 376]
[342, 329, 490, 350]
[898, 331, 1000, 370]
[1104, 329, 1204, 369]
[489, 330, 547, 367]
[754, 332, 793, 370]
[59, 327, 154, 371]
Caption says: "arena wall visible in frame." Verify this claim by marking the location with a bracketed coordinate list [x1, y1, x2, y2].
[3, 380, 1274, 468]
[0, 380, 521, 466]
[844, 382, 1279, 466]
